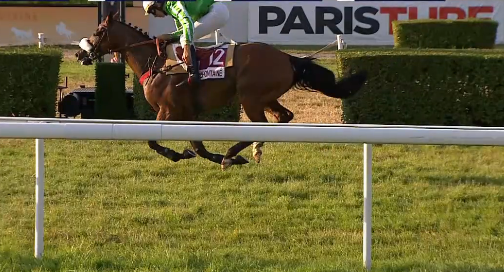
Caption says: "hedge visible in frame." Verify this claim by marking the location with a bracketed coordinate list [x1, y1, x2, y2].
[0, 46, 62, 117]
[94, 62, 131, 119]
[336, 49, 504, 126]
[132, 74, 156, 120]
[132, 74, 241, 122]
[392, 19, 499, 49]
[197, 97, 241, 122]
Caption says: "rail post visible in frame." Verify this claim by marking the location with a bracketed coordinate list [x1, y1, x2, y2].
[34, 138, 45, 259]
[38, 33, 45, 48]
[363, 143, 372, 270]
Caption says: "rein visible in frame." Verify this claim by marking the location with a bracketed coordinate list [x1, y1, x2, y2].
[111, 39, 156, 53]
[82, 24, 162, 83]
[82, 22, 185, 86]
[85, 23, 157, 61]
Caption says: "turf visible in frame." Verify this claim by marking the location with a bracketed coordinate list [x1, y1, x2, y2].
[1, 45, 504, 271]
[1, 139, 504, 271]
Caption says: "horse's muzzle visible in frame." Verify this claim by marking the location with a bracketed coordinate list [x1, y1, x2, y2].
[75, 49, 93, 66]
[79, 56, 93, 66]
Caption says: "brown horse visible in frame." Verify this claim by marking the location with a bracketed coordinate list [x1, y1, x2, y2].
[75, 12, 368, 170]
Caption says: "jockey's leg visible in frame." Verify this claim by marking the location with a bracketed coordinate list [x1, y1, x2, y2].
[155, 33, 180, 58]
[192, 2, 229, 40]
[188, 43, 200, 86]
[157, 33, 180, 43]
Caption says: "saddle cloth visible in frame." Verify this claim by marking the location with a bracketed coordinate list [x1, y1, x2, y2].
[163, 43, 236, 80]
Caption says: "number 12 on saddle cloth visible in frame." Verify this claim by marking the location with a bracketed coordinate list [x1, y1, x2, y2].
[167, 43, 235, 80]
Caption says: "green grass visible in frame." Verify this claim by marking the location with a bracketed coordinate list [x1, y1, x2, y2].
[2, 43, 504, 271]
[1, 139, 504, 271]
[60, 55, 135, 89]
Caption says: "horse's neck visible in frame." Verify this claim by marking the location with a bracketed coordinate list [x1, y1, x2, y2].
[120, 34, 159, 78]
[121, 39, 161, 79]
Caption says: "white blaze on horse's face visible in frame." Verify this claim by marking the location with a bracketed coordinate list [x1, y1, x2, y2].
[79, 38, 93, 53]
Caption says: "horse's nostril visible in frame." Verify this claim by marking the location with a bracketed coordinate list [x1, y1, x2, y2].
[75, 53, 79, 57]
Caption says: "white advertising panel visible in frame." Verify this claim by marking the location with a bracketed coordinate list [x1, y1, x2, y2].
[248, 0, 504, 45]
[149, 1, 249, 43]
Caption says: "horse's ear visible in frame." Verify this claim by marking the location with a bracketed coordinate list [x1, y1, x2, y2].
[104, 11, 113, 25]
[104, 11, 120, 25]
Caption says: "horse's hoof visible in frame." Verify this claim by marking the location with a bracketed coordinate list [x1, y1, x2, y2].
[158, 148, 181, 162]
[252, 142, 263, 164]
[232, 155, 249, 165]
[182, 149, 197, 159]
[221, 158, 233, 171]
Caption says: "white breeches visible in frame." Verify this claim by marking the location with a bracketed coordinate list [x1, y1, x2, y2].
[191, 2, 229, 41]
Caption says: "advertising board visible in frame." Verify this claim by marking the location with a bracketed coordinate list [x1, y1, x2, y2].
[248, 0, 504, 45]
[0, 6, 148, 47]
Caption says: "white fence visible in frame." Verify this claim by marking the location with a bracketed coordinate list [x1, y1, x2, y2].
[2, 117, 504, 271]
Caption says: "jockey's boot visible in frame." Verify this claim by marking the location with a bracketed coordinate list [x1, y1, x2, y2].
[187, 45, 201, 88]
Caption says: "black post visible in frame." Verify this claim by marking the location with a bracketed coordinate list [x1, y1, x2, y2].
[97, 2, 102, 26]
[119, 1, 126, 63]
[100, 1, 119, 21]
[98, 1, 120, 63]
[119, 1, 126, 22]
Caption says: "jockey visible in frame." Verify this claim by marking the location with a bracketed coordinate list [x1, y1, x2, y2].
[142, 0, 230, 86]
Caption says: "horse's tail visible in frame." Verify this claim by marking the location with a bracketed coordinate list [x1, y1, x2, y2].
[289, 55, 367, 99]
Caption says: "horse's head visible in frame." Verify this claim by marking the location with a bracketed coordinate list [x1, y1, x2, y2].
[75, 11, 138, 65]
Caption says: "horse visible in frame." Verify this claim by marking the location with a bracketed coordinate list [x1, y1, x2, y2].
[75, 12, 368, 170]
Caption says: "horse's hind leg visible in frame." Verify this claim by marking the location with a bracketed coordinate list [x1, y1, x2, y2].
[148, 107, 196, 162]
[266, 100, 295, 123]
[252, 100, 294, 163]
[190, 141, 222, 164]
[221, 102, 268, 170]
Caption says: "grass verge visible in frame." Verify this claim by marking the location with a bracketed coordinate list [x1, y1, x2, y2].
[1, 139, 504, 271]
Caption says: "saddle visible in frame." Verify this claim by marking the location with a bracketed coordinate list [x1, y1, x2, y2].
[155, 38, 218, 61]
[154, 36, 236, 77]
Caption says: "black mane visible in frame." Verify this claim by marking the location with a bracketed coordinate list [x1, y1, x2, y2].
[111, 19, 157, 40]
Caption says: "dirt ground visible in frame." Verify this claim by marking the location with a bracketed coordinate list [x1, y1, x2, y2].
[240, 91, 342, 124]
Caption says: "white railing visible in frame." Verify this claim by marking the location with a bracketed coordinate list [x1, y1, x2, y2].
[2, 117, 504, 270]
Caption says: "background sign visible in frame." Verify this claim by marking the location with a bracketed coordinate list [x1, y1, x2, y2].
[248, 0, 504, 45]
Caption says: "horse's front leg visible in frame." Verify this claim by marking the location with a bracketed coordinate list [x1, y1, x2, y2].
[148, 141, 196, 162]
[147, 106, 196, 162]
[190, 141, 248, 166]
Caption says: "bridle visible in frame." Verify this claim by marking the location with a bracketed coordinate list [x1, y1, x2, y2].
[79, 19, 183, 85]
[80, 22, 156, 63]
[81, 25, 109, 62]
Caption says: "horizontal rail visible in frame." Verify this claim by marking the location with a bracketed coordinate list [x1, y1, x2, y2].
[0, 117, 504, 131]
[1, 121, 504, 145]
